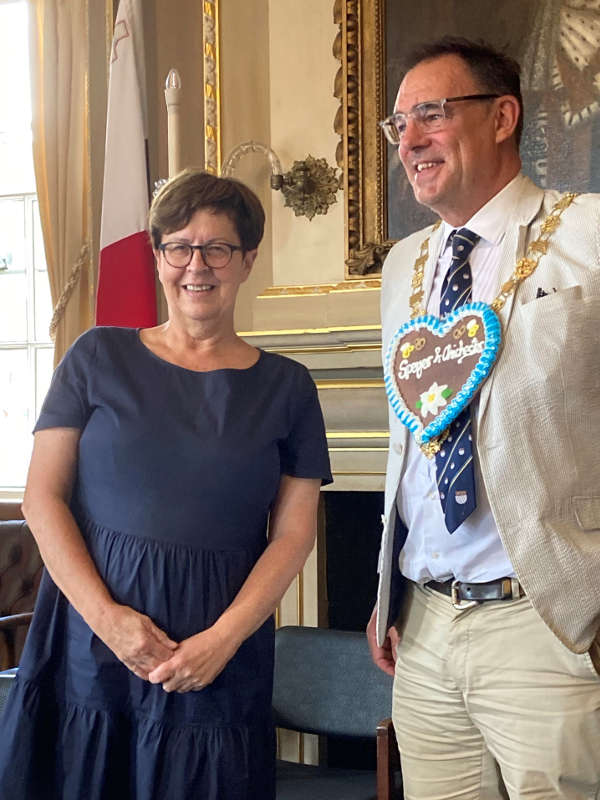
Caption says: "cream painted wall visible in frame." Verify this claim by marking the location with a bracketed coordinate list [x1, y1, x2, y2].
[144, 0, 205, 322]
[219, 0, 273, 332]
[268, 0, 344, 289]
[218, 0, 346, 332]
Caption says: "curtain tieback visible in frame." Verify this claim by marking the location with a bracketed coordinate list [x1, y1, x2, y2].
[49, 242, 90, 341]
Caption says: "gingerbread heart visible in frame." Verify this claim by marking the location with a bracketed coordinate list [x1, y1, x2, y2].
[384, 302, 501, 445]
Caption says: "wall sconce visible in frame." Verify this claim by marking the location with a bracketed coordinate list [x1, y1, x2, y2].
[221, 141, 340, 221]
[155, 67, 340, 220]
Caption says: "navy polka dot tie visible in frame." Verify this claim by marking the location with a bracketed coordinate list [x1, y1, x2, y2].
[435, 228, 480, 533]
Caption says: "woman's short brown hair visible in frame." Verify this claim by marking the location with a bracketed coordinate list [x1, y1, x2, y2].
[149, 168, 265, 252]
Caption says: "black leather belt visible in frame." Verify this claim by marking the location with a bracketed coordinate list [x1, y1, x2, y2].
[425, 577, 524, 608]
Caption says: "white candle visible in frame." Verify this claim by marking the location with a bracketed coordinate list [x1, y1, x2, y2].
[164, 68, 182, 178]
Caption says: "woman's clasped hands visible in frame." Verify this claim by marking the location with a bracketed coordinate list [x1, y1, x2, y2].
[148, 625, 240, 693]
[94, 603, 178, 681]
[97, 604, 238, 692]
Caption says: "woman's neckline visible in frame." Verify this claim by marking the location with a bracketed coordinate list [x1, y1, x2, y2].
[134, 328, 263, 374]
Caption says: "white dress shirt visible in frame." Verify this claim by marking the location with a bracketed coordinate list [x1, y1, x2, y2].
[396, 175, 530, 583]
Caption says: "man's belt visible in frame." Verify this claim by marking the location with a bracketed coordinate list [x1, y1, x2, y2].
[425, 577, 524, 609]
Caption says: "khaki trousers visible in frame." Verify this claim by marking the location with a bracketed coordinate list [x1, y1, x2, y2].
[392, 581, 600, 800]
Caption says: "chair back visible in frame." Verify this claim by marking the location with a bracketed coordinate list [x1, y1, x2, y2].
[0, 520, 43, 668]
[0, 521, 43, 613]
[273, 626, 393, 739]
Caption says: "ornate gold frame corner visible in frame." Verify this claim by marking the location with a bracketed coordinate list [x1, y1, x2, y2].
[334, 0, 394, 278]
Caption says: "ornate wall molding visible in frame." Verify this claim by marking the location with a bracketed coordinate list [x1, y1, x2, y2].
[257, 279, 380, 298]
[203, 0, 221, 174]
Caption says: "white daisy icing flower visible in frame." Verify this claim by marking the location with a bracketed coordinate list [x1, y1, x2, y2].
[417, 381, 452, 418]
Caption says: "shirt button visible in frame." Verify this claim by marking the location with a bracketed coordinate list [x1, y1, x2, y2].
[432, 552, 439, 559]
[393, 442, 403, 455]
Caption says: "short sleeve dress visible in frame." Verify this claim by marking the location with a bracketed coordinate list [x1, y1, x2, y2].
[0, 327, 332, 800]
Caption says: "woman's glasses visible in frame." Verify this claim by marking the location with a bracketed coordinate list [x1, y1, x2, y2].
[159, 241, 243, 269]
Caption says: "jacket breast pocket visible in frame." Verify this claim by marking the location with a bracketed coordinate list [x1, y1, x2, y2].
[516, 286, 600, 394]
[519, 282, 583, 310]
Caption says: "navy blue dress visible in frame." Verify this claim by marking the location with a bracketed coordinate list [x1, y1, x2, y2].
[0, 327, 332, 800]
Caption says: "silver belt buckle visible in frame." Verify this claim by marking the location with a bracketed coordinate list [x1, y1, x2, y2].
[451, 579, 479, 610]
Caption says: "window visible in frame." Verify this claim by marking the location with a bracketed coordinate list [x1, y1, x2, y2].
[0, 0, 53, 492]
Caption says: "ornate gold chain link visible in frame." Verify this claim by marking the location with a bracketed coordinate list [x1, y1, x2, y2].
[409, 192, 578, 320]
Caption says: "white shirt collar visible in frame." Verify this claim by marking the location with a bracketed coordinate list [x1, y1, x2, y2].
[440, 173, 528, 250]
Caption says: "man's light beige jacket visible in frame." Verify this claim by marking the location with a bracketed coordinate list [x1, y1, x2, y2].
[376, 177, 600, 653]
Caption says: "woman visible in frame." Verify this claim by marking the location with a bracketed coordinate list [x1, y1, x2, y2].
[0, 169, 332, 799]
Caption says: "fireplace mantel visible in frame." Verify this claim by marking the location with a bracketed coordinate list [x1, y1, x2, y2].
[242, 325, 388, 491]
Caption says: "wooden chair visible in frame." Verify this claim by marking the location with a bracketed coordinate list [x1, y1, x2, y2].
[0, 502, 24, 522]
[274, 625, 402, 799]
[377, 718, 401, 800]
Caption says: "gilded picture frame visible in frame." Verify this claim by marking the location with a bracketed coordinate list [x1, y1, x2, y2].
[337, 0, 600, 278]
[336, 0, 390, 278]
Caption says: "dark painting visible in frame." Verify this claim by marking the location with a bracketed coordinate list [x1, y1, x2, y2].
[385, 0, 600, 240]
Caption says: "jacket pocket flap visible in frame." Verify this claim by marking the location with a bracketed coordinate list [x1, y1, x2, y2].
[573, 497, 600, 531]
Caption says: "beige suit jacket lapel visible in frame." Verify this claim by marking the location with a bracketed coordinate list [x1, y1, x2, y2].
[476, 178, 545, 427]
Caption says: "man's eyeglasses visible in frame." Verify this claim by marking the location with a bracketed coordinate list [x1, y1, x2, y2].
[379, 94, 500, 145]
[158, 241, 243, 269]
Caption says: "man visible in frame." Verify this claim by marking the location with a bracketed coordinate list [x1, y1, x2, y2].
[367, 37, 600, 798]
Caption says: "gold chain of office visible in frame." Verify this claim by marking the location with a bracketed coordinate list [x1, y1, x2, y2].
[407, 191, 577, 458]
[408, 192, 578, 320]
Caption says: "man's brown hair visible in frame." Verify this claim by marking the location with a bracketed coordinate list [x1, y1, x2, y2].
[403, 36, 523, 146]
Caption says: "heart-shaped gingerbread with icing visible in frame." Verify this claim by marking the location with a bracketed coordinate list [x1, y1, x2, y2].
[384, 302, 501, 445]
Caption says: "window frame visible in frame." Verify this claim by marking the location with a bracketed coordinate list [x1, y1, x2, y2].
[0, 191, 53, 496]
